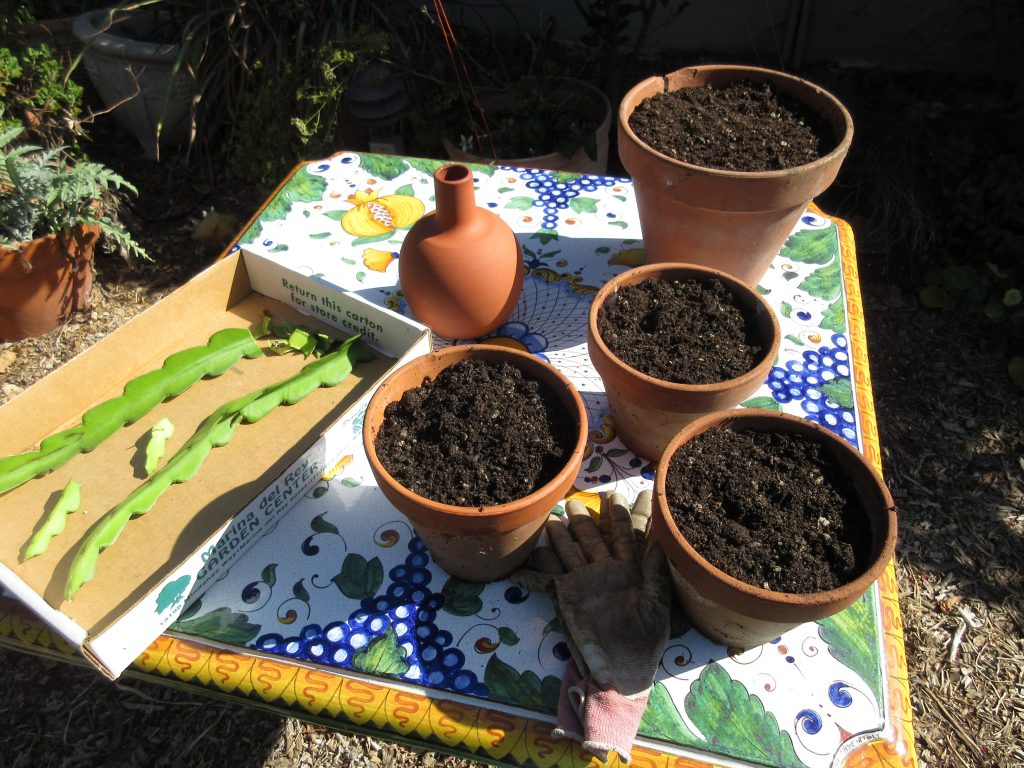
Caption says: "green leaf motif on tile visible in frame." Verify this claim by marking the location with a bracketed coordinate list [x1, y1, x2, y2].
[441, 577, 484, 616]
[356, 271, 367, 282]
[341, 477, 360, 487]
[531, 229, 559, 244]
[268, 244, 289, 253]
[639, 682, 698, 744]
[356, 154, 408, 180]
[781, 227, 839, 265]
[505, 196, 535, 211]
[310, 512, 339, 535]
[741, 396, 782, 411]
[780, 301, 793, 318]
[484, 654, 560, 713]
[821, 298, 847, 333]
[552, 171, 581, 183]
[542, 616, 562, 635]
[312, 485, 328, 498]
[497, 186, 514, 193]
[308, 232, 332, 239]
[352, 233, 394, 246]
[785, 334, 804, 346]
[799, 260, 842, 301]
[170, 607, 261, 645]
[498, 627, 520, 646]
[352, 627, 411, 678]
[569, 197, 598, 214]
[685, 662, 807, 768]
[585, 456, 603, 472]
[293, 578, 310, 603]
[609, 220, 629, 229]
[260, 563, 277, 588]
[817, 588, 883, 707]
[247, 167, 329, 243]
[821, 377, 855, 409]
[0, 328, 263, 497]
[394, 184, 415, 197]
[322, 210, 346, 221]
[176, 597, 202, 622]
[332, 554, 384, 600]
[406, 158, 447, 176]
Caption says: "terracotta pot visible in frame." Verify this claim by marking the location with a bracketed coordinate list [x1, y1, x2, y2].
[618, 65, 853, 286]
[363, 345, 588, 582]
[443, 77, 612, 174]
[0, 225, 99, 342]
[587, 263, 780, 461]
[399, 164, 523, 339]
[651, 409, 897, 648]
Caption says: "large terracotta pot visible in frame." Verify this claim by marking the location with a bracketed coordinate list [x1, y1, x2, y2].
[0, 225, 99, 341]
[587, 263, 780, 461]
[399, 164, 523, 339]
[618, 65, 853, 286]
[651, 409, 897, 648]
[363, 345, 587, 582]
[443, 77, 612, 174]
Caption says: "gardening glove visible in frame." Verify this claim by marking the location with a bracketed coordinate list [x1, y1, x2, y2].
[512, 491, 671, 764]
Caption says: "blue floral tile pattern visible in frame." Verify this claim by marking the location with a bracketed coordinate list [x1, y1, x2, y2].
[186, 153, 885, 768]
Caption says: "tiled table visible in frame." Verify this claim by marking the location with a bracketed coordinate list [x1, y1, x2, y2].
[0, 153, 917, 768]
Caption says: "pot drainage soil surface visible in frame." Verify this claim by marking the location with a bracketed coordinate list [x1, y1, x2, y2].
[628, 79, 834, 171]
[597, 276, 764, 384]
[376, 358, 573, 507]
[665, 427, 873, 592]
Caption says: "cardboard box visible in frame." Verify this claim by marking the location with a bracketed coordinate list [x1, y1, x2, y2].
[0, 247, 430, 678]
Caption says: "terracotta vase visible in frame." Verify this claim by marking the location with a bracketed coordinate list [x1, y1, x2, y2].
[399, 164, 523, 339]
[442, 77, 612, 174]
[0, 225, 99, 342]
[618, 65, 853, 286]
[587, 263, 780, 461]
[363, 345, 587, 582]
[651, 409, 897, 648]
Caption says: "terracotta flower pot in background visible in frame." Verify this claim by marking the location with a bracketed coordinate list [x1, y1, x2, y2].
[587, 263, 780, 461]
[651, 409, 897, 648]
[618, 64, 853, 286]
[399, 164, 523, 340]
[0, 225, 99, 342]
[363, 345, 587, 582]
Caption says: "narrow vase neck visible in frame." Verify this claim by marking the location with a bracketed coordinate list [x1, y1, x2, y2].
[433, 164, 477, 230]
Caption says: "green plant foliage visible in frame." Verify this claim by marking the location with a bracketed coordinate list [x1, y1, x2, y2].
[23, 479, 80, 559]
[170, 606, 262, 644]
[817, 589, 883, 707]
[0, 44, 84, 149]
[440, 577, 484, 616]
[144, 418, 175, 476]
[352, 628, 411, 678]
[332, 553, 384, 600]
[65, 335, 374, 598]
[638, 682, 698, 743]
[0, 126, 148, 260]
[685, 662, 806, 768]
[0, 328, 263, 497]
[483, 654, 561, 713]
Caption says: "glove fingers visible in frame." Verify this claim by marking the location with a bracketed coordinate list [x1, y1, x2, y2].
[530, 545, 565, 576]
[630, 490, 654, 544]
[545, 516, 587, 571]
[602, 491, 638, 563]
[567, 500, 612, 563]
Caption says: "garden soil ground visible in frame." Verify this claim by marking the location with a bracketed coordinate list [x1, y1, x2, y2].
[1, 69, 1022, 768]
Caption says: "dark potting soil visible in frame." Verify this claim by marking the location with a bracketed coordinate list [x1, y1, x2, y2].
[375, 359, 575, 507]
[597, 277, 764, 384]
[665, 427, 873, 593]
[628, 79, 835, 172]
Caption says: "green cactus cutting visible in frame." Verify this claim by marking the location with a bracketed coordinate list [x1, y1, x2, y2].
[65, 335, 374, 599]
[23, 480, 81, 560]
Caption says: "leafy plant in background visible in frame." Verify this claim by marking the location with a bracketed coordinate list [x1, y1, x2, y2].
[0, 43, 85, 149]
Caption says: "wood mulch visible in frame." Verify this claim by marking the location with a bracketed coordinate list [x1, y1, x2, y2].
[2, 76, 1023, 768]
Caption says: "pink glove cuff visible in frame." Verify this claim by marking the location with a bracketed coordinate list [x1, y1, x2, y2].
[551, 661, 650, 765]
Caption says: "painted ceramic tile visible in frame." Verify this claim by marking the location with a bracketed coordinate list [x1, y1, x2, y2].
[187, 153, 885, 768]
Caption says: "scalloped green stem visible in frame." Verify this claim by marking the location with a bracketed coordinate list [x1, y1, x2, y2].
[65, 336, 374, 599]
[0, 328, 264, 497]
[24, 480, 81, 560]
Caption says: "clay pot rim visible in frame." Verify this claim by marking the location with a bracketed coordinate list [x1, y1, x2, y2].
[653, 409, 897, 610]
[364, 344, 588, 529]
[587, 262, 782, 395]
[618, 64, 854, 181]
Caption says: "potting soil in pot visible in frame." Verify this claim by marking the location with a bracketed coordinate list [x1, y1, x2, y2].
[375, 359, 574, 507]
[664, 427, 873, 593]
[628, 79, 835, 171]
[597, 277, 763, 384]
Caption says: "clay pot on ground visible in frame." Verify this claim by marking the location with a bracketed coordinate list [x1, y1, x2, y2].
[399, 164, 523, 339]
[587, 262, 780, 461]
[0, 225, 99, 342]
[651, 409, 897, 648]
[443, 77, 612, 174]
[363, 345, 587, 582]
[618, 64, 853, 286]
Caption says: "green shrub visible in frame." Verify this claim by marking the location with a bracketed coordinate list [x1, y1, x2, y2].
[0, 43, 84, 149]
